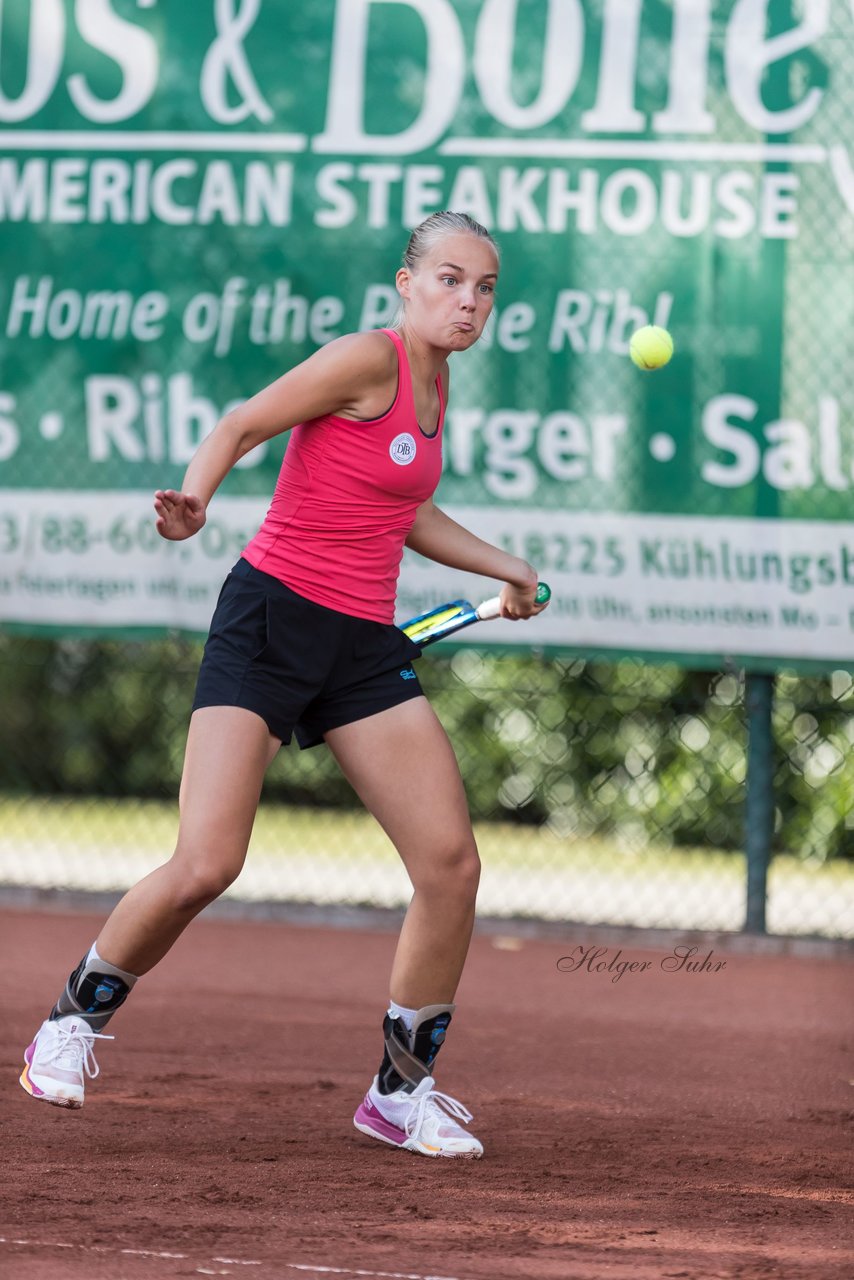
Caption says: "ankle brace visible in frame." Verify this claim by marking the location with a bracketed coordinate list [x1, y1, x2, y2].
[376, 1003, 455, 1095]
[51, 947, 138, 1031]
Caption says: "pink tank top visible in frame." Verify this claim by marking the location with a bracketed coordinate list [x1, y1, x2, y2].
[242, 329, 445, 623]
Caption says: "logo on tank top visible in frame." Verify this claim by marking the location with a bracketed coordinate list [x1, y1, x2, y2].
[389, 433, 417, 465]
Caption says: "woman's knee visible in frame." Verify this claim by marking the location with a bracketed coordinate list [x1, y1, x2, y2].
[414, 835, 481, 901]
[166, 855, 241, 913]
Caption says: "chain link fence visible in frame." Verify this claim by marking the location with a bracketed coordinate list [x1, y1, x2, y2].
[1, 633, 851, 938]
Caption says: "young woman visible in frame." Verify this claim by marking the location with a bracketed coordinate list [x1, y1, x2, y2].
[20, 211, 547, 1159]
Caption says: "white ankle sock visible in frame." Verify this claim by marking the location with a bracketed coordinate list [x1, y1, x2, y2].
[86, 942, 138, 984]
[387, 1000, 417, 1033]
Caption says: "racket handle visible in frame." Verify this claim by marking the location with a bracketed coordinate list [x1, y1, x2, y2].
[475, 581, 551, 620]
[475, 595, 501, 620]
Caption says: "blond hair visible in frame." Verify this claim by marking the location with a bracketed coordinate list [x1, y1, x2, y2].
[402, 211, 499, 271]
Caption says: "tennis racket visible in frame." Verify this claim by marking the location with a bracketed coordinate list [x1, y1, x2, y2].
[401, 583, 551, 648]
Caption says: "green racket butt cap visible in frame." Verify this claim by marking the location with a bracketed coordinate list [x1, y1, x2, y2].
[536, 583, 551, 604]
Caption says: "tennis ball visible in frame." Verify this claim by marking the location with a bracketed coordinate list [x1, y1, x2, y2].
[629, 325, 674, 370]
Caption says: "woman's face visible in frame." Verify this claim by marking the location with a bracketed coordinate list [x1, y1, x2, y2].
[396, 233, 499, 352]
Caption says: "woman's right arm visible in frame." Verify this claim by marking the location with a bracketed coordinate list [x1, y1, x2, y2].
[155, 331, 396, 540]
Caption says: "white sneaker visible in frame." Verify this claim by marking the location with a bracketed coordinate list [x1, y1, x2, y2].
[20, 1017, 113, 1109]
[353, 1075, 484, 1158]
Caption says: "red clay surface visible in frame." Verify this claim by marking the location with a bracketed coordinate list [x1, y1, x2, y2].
[2, 908, 852, 1280]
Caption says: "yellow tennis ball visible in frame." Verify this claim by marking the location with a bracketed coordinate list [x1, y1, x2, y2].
[630, 325, 674, 370]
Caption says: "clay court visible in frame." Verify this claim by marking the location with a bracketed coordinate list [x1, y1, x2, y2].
[3, 906, 852, 1280]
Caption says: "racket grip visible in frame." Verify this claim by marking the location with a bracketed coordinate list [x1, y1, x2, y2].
[475, 595, 501, 620]
[476, 582, 551, 620]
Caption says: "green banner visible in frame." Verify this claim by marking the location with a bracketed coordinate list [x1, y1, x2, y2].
[1, 0, 852, 669]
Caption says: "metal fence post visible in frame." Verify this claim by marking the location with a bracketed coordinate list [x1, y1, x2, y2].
[745, 673, 775, 933]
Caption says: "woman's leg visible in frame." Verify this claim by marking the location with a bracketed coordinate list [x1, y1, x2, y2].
[22, 706, 281, 1109]
[328, 697, 485, 1157]
[325, 696, 481, 1008]
[97, 706, 282, 975]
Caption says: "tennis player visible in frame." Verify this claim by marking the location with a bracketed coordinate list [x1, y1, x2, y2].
[20, 211, 548, 1159]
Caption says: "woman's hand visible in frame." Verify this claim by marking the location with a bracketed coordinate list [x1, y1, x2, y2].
[153, 490, 206, 541]
[498, 577, 549, 620]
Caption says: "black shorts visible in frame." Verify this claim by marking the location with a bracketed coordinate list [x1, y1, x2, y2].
[192, 559, 424, 749]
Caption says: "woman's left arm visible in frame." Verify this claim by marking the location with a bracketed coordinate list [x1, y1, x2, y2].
[405, 499, 545, 619]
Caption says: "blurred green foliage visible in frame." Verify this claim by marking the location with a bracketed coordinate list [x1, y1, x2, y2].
[0, 635, 851, 862]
